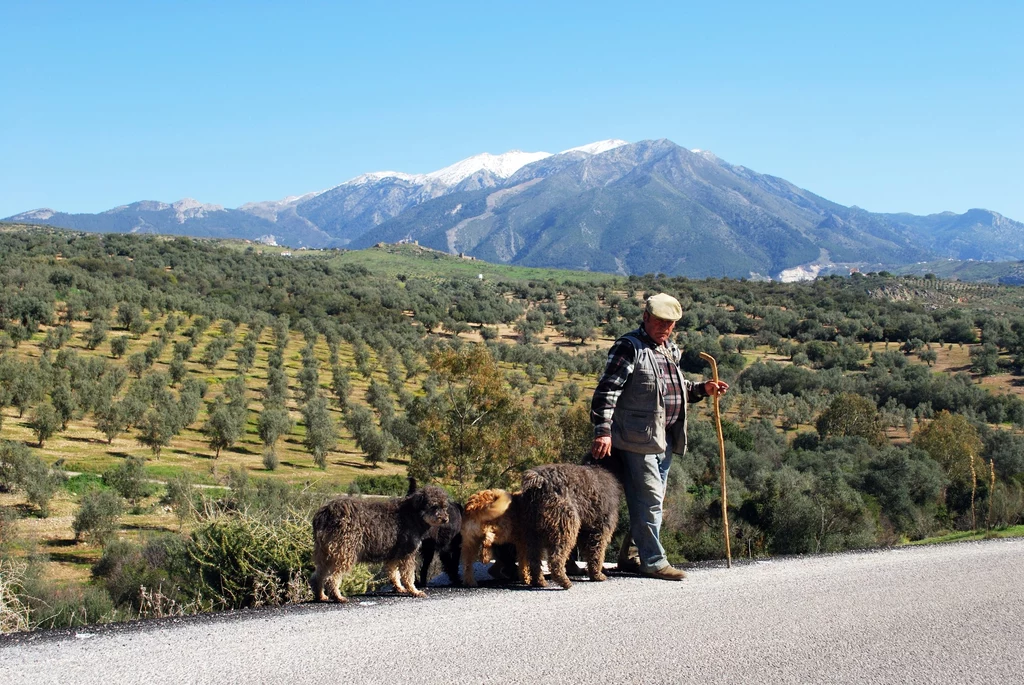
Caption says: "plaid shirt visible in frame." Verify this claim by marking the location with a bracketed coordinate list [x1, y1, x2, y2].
[591, 326, 706, 438]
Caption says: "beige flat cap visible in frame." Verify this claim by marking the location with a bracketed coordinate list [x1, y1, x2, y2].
[645, 293, 682, 321]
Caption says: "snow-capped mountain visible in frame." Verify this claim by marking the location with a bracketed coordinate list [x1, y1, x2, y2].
[5, 140, 629, 246]
[6, 138, 1021, 279]
[561, 139, 629, 155]
[424, 150, 554, 185]
[265, 141, 628, 244]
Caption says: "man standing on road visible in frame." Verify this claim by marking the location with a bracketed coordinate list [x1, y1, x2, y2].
[591, 293, 728, 580]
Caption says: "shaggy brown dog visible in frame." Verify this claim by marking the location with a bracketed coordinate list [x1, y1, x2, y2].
[461, 463, 622, 589]
[309, 486, 450, 602]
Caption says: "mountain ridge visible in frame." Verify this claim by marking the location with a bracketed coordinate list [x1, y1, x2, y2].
[6, 138, 1021, 280]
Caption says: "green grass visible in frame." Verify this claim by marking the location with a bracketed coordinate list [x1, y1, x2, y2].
[63, 474, 105, 495]
[143, 464, 217, 485]
[328, 243, 620, 283]
[904, 524, 1024, 546]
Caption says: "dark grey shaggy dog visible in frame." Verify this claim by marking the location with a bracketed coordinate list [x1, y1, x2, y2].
[309, 485, 450, 602]
[407, 478, 463, 587]
[518, 463, 623, 589]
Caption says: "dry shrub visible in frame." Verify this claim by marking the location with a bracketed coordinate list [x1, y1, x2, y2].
[187, 511, 378, 609]
[137, 585, 205, 619]
[18, 572, 117, 630]
[0, 558, 31, 634]
[989, 481, 1024, 528]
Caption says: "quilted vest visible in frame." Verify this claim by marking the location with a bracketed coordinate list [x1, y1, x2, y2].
[610, 330, 688, 455]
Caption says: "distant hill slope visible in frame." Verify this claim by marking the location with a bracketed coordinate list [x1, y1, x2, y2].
[7, 138, 1022, 279]
[351, 140, 970, 278]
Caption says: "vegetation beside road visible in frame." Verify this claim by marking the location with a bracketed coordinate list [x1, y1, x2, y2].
[1, 224, 1022, 632]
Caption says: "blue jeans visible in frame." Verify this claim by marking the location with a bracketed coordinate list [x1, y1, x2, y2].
[615, 439, 674, 572]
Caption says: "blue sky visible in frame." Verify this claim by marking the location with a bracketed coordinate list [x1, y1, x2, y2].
[2, 1, 1021, 221]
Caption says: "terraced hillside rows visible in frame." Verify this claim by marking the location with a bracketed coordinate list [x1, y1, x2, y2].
[2, 226, 1024, 633]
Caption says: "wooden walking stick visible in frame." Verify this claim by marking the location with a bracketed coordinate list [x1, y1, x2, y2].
[699, 352, 732, 568]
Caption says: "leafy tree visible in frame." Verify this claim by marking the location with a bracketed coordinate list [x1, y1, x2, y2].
[110, 335, 130, 359]
[408, 344, 553, 496]
[127, 352, 150, 378]
[366, 380, 396, 428]
[28, 402, 61, 448]
[0, 440, 26, 491]
[128, 316, 150, 337]
[559, 316, 597, 345]
[173, 341, 194, 361]
[815, 393, 885, 446]
[343, 404, 388, 467]
[297, 365, 319, 403]
[84, 318, 109, 350]
[940, 318, 978, 345]
[199, 338, 229, 370]
[236, 340, 257, 373]
[969, 343, 999, 376]
[136, 409, 177, 457]
[116, 302, 142, 331]
[263, 368, 288, 405]
[19, 454, 64, 517]
[203, 397, 241, 459]
[861, 446, 945, 535]
[95, 402, 128, 444]
[169, 356, 187, 386]
[913, 410, 985, 527]
[913, 411, 983, 484]
[330, 365, 350, 410]
[103, 456, 156, 507]
[352, 343, 375, 378]
[742, 467, 819, 555]
[0, 440, 64, 516]
[10, 365, 44, 418]
[301, 396, 337, 469]
[257, 405, 294, 459]
[50, 373, 78, 430]
[73, 487, 123, 543]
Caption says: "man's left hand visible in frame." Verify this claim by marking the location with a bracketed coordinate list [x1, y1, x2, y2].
[704, 380, 729, 397]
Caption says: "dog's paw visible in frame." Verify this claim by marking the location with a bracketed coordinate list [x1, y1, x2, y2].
[411, 589, 427, 598]
[553, 575, 573, 589]
[590, 571, 608, 582]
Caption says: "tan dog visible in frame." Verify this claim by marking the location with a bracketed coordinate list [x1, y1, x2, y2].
[461, 464, 623, 589]
[459, 489, 524, 587]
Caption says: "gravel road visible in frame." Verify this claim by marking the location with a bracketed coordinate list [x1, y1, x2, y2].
[3, 538, 1022, 684]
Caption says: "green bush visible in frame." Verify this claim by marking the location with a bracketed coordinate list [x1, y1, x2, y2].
[64, 473, 105, 496]
[185, 513, 367, 609]
[73, 488, 123, 543]
[19, 458, 65, 517]
[163, 472, 201, 524]
[103, 456, 156, 508]
[0, 441, 64, 516]
[262, 448, 279, 472]
[93, 536, 191, 614]
[347, 474, 409, 496]
[19, 571, 117, 630]
[0, 441, 29, 491]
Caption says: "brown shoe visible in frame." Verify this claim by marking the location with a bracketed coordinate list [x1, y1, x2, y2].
[641, 565, 687, 581]
[616, 557, 641, 573]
